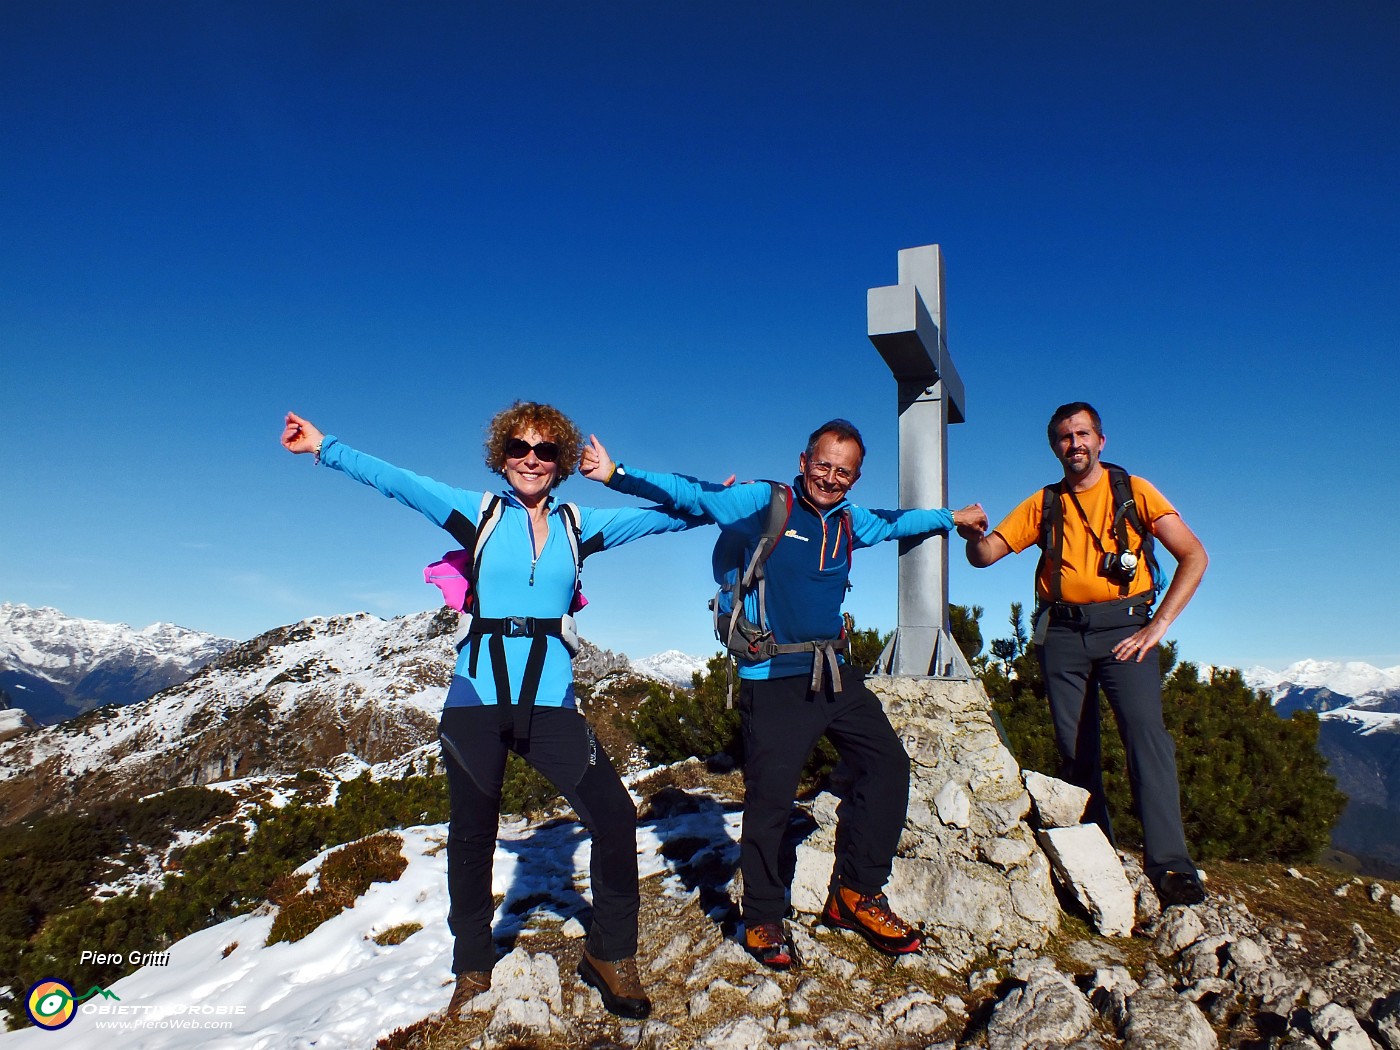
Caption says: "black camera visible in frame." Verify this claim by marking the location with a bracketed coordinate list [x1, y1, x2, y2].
[1099, 549, 1139, 585]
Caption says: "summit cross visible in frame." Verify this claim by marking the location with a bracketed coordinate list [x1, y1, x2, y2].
[867, 244, 972, 678]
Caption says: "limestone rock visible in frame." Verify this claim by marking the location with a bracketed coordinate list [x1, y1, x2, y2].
[636, 1020, 684, 1049]
[1155, 904, 1207, 957]
[743, 974, 784, 1009]
[695, 1015, 774, 1049]
[1312, 1002, 1380, 1050]
[1371, 990, 1400, 1050]
[987, 966, 1095, 1050]
[1087, 965, 1139, 1029]
[815, 1008, 882, 1045]
[983, 834, 1036, 870]
[1037, 824, 1136, 937]
[935, 779, 973, 828]
[880, 989, 951, 1038]
[1024, 770, 1091, 828]
[1180, 935, 1231, 982]
[789, 676, 1058, 970]
[474, 948, 566, 1038]
[1123, 984, 1218, 1049]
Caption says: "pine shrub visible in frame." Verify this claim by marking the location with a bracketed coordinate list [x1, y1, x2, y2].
[625, 654, 740, 765]
[266, 833, 407, 945]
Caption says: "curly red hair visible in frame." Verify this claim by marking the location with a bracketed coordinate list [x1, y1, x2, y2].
[484, 401, 582, 487]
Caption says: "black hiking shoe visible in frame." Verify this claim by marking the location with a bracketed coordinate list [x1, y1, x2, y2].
[1156, 870, 1207, 907]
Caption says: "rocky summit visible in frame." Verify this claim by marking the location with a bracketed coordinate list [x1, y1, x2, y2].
[381, 677, 1399, 1049]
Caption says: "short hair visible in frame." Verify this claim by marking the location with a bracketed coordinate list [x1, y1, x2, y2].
[805, 418, 866, 463]
[484, 401, 583, 487]
[1046, 402, 1103, 446]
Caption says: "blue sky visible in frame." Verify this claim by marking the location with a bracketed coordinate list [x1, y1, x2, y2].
[3, 2, 1397, 672]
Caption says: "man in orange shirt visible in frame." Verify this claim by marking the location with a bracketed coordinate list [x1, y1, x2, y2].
[962, 402, 1209, 907]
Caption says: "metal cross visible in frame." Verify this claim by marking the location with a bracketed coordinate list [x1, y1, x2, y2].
[867, 244, 972, 678]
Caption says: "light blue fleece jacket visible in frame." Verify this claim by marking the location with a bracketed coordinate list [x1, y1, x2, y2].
[319, 437, 693, 709]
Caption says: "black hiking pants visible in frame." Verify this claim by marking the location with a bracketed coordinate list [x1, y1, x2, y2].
[439, 704, 639, 974]
[1036, 601, 1196, 883]
[738, 664, 911, 925]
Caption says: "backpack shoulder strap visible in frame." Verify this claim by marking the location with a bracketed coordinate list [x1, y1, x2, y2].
[1103, 463, 1163, 595]
[740, 482, 793, 588]
[561, 502, 605, 562]
[1034, 481, 1065, 606]
[469, 492, 505, 592]
[1103, 464, 1145, 541]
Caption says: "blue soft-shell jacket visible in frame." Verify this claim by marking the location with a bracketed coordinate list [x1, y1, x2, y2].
[607, 465, 956, 680]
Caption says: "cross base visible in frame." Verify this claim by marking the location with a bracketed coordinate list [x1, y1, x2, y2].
[874, 626, 975, 680]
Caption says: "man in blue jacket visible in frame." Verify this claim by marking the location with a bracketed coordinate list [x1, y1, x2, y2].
[583, 420, 985, 969]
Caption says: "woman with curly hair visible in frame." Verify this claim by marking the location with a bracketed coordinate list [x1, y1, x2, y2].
[280, 403, 689, 1021]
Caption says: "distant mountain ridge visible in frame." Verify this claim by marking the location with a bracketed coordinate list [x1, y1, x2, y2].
[1245, 659, 1400, 717]
[1243, 659, 1400, 876]
[0, 602, 236, 725]
[0, 606, 656, 825]
[631, 648, 709, 686]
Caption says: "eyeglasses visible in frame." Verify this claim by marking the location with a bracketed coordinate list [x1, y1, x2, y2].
[504, 438, 560, 463]
[807, 461, 857, 485]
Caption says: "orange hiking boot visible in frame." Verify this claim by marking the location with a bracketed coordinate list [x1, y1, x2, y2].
[822, 885, 923, 955]
[743, 920, 797, 970]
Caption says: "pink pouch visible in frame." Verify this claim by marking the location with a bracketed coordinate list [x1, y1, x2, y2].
[424, 548, 588, 614]
[424, 549, 473, 611]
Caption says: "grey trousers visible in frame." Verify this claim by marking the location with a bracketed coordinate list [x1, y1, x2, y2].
[1036, 603, 1195, 883]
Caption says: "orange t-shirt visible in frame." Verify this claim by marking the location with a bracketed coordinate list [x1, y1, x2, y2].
[993, 469, 1176, 605]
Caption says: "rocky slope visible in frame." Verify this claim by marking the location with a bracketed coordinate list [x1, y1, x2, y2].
[0, 608, 630, 825]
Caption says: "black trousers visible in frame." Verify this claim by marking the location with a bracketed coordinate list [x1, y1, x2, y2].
[439, 704, 639, 973]
[1036, 603, 1195, 883]
[738, 665, 911, 925]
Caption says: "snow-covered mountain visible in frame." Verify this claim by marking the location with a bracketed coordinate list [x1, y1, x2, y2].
[1244, 659, 1400, 875]
[0, 608, 647, 826]
[0, 603, 236, 725]
[1245, 659, 1400, 717]
[0, 609, 455, 824]
[631, 648, 710, 686]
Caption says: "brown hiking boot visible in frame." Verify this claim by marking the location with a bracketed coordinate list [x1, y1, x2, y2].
[743, 920, 796, 970]
[578, 950, 651, 1019]
[822, 885, 923, 955]
[445, 970, 491, 1017]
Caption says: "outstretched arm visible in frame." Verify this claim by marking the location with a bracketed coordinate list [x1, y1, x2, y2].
[278, 411, 480, 530]
[1111, 512, 1208, 663]
[849, 502, 988, 547]
[581, 434, 757, 526]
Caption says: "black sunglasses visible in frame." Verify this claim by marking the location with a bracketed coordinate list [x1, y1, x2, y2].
[504, 438, 560, 463]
